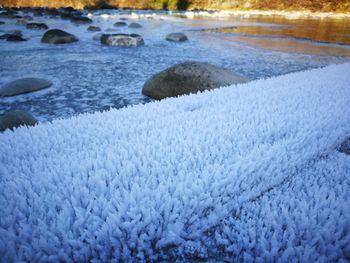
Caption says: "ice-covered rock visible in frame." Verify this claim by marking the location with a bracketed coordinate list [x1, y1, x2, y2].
[0, 78, 52, 97]
[142, 61, 249, 99]
[41, 29, 78, 44]
[166, 32, 188, 42]
[101, 33, 144, 47]
[0, 110, 37, 132]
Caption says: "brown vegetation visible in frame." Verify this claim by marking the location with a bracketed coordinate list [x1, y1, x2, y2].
[1, 0, 349, 12]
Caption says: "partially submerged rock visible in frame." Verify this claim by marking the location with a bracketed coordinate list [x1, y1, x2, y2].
[26, 22, 48, 30]
[41, 29, 78, 44]
[166, 32, 188, 42]
[0, 78, 52, 97]
[6, 34, 26, 42]
[0, 110, 38, 132]
[339, 138, 350, 155]
[114, 21, 127, 27]
[129, 22, 142, 28]
[87, 25, 101, 32]
[70, 16, 93, 24]
[142, 61, 249, 100]
[101, 33, 144, 47]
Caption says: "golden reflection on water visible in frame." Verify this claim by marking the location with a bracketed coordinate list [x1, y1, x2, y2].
[205, 15, 350, 56]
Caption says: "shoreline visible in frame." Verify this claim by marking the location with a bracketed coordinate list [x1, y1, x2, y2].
[170, 9, 350, 20]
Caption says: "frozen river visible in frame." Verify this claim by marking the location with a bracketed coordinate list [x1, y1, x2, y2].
[1, 9, 350, 121]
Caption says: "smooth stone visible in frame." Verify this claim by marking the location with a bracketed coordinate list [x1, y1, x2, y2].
[100, 33, 144, 47]
[87, 25, 101, 32]
[0, 78, 52, 97]
[0, 110, 38, 132]
[142, 61, 249, 100]
[128, 22, 142, 28]
[26, 22, 48, 30]
[41, 29, 78, 44]
[166, 32, 188, 42]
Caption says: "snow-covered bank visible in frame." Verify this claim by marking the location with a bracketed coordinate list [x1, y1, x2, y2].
[1, 63, 350, 261]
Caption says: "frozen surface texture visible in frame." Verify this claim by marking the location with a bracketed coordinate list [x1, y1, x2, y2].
[0, 63, 350, 261]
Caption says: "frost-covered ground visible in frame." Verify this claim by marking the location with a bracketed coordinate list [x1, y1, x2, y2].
[1, 63, 349, 261]
[0, 9, 349, 121]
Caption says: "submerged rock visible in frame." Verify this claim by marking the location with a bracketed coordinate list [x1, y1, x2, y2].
[339, 138, 350, 155]
[101, 33, 144, 47]
[87, 25, 101, 32]
[0, 78, 52, 97]
[142, 61, 249, 100]
[26, 22, 48, 30]
[41, 29, 78, 44]
[0, 21, 5, 25]
[0, 110, 38, 132]
[166, 32, 188, 42]
[128, 22, 142, 28]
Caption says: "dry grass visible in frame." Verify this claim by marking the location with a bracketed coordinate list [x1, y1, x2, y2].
[1, 0, 349, 12]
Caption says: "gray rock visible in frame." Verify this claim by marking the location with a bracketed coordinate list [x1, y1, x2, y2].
[87, 25, 101, 32]
[0, 78, 52, 97]
[41, 29, 78, 44]
[114, 21, 127, 27]
[339, 138, 350, 155]
[101, 33, 144, 47]
[26, 22, 48, 30]
[166, 32, 188, 42]
[0, 110, 38, 132]
[142, 61, 249, 100]
[129, 22, 142, 28]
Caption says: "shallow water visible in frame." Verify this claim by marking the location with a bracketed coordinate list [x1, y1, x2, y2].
[0, 9, 349, 121]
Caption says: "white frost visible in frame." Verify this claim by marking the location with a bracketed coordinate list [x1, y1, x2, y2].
[0, 63, 350, 261]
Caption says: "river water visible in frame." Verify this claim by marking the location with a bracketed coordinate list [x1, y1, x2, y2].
[0, 9, 349, 121]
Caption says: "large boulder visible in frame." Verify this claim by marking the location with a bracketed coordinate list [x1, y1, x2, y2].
[142, 61, 249, 100]
[0, 110, 38, 132]
[41, 29, 78, 44]
[166, 32, 188, 42]
[0, 78, 52, 97]
[101, 33, 144, 47]
[26, 22, 48, 30]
